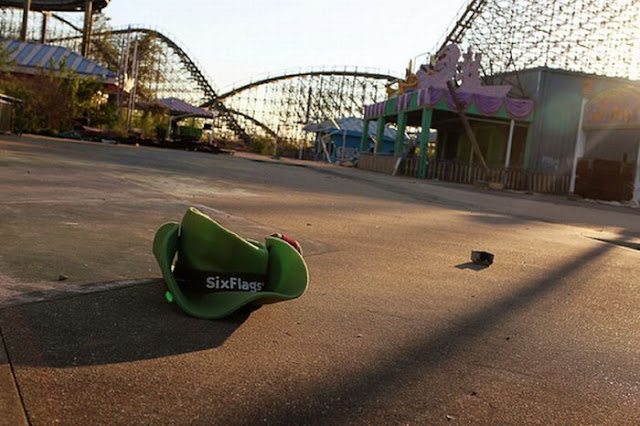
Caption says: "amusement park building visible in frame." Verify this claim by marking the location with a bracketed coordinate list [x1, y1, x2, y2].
[360, 62, 640, 202]
[499, 67, 640, 175]
[0, 40, 120, 134]
[504, 67, 640, 201]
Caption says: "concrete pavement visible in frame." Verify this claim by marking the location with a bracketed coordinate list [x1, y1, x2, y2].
[245, 152, 640, 235]
[0, 134, 638, 424]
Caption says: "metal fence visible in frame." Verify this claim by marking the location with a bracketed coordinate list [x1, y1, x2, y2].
[416, 159, 570, 194]
[360, 155, 571, 194]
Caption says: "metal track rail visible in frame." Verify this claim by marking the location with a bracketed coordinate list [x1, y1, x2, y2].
[212, 69, 398, 104]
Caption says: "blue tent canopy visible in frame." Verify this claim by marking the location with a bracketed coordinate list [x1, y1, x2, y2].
[303, 117, 397, 143]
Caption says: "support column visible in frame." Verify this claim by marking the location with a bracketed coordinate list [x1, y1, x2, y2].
[504, 119, 515, 168]
[569, 98, 588, 193]
[394, 112, 407, 155]
[374, 116, 385, 154]
[360, 119, 370, 153]
[20, 0, 31, 42]
[418, 108, 433, 178]
[81, 0, 93, 57]
[40, 11, 48, 43]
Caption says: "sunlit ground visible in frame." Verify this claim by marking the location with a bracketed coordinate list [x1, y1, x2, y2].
[0, 135, 638, 424]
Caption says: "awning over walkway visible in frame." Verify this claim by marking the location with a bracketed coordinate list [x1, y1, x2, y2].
[365, 87, 534, 122]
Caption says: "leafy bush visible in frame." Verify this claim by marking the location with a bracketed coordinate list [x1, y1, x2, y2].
[0, 67, 122, 134]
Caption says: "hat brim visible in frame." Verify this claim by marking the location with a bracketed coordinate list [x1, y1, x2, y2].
[153, 222, 308, 320]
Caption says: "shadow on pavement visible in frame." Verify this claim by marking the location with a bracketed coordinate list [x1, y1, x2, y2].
[463, 212, 531, 226]
[0, 280, 252, 367]
[234, 238, 616, 424]
[589, 237, 640, 252]
[454, 262, 489, 271]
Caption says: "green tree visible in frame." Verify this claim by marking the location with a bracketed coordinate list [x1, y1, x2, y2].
[0, 61, 121, 134]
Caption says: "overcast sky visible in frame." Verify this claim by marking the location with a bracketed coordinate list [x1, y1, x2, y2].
[103, 0, 464, 90]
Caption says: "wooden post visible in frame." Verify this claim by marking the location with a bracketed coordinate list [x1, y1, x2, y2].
[504, 119, 515, 168]
[447, 81, 490, 180]
[40, 11, 48, 43]
[20, 0, 31, 41]
[570, 98, 588, 193]
[81, 0, 93, 57]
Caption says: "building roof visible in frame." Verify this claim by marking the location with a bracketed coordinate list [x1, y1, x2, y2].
[0, 40, 116, 81]
[495, 66, 640, 84]
[157, 98, 215, 118]
[303, 117, 398, 142]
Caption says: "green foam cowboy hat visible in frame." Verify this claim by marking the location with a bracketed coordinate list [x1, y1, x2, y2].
[153, 207, 308, 320]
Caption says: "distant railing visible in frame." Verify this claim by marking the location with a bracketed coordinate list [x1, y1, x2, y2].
[360, 155, 571, 195]
[415, 159, 570, 194]
[358, 153, 397, 174]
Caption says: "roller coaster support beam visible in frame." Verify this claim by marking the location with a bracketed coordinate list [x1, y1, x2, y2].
[21, 0, 31, 41]
[41, 11, 48, 43]
[81, 0, 92, 56]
